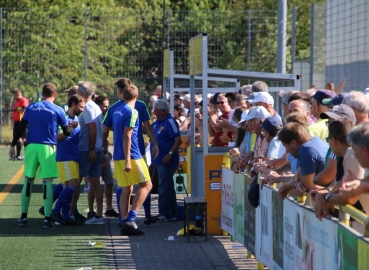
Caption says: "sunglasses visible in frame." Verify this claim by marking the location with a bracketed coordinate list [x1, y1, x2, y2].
[217, 101, 228, 105]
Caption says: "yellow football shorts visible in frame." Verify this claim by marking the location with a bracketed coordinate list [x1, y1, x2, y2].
[57, 161, 80, 183]
[114, 158, 150, 187]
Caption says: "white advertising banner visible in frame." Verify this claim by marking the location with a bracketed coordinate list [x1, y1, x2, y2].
[221, 167, 234, 235]
[304, 207, 338, 270]
[283, 198, 305, 270]
[233, 173, 245, 245]
[283, 198, 338, 270]
[255, 186, 273, 268]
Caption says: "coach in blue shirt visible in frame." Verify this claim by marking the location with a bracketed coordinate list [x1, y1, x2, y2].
[151, 99, 182, 221]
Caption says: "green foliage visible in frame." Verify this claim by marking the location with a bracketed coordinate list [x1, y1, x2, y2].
[0, 0, 322, 108]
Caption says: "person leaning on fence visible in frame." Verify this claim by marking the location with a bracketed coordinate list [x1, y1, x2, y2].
[339, 122, 369, 199]
[308, 89, 336, 140]
[239, 106, 270, 172]
[277, 122, 329, 200]
[342, 91, 369, 125]
[310, 118, 364, 221]
[77, 81, 105, 225]
[151, 99, 182, 221]
[11, 88, 29, 160]
[237, 106, 270, 208]
[312, 104, 356, 189]
[253, 116, 285, 176]
[249, 92, 282, 123]
[9, 82, 74, 228]
[288, 92, 316, 123]
[251, 81, 268, 93]
[261, 112, 311, 188]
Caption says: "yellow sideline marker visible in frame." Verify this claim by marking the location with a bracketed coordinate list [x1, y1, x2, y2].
[0, 165, 24, 204]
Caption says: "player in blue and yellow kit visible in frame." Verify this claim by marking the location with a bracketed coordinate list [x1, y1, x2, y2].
[113, 84, 152, 235]
[52, 95, 85, 225]
[9, 83, 74, 228]
[103, 78, 159, 225]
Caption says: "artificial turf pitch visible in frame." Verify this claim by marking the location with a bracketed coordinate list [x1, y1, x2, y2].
[0, 148, 109, 270]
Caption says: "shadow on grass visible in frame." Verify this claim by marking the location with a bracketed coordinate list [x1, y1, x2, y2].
[0, 183, 86, 194]
[0, 218, 105, 236]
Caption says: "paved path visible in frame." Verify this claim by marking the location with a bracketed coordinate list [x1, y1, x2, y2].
[101, 194, 259, 270]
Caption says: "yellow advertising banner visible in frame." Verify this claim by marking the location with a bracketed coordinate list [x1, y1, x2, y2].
[178, 135, 190, 193]
[358, 238, 369, 269]
[204, 154, 224, 234]
[163, 49, 170, 78]
[189, 34, 203, 76]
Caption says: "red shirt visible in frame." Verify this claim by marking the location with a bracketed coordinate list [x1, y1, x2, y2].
[12, 97, 29, 122]
[213, 111, 232, 146]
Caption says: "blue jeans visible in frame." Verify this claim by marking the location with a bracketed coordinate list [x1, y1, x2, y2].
[156, 164, 177, 218]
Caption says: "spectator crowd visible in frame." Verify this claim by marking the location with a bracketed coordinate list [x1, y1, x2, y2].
[8, 77, 369, 237]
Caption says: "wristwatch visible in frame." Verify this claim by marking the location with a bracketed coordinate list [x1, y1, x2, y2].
[89, 148, 95, 151]
[324, 193, 332, 202]
[169, 151, 173, 155]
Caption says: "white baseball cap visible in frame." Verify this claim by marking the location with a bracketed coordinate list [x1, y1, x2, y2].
[250, 92, 274, 105]
[183, 94, 191, 101]
[237, 110, 249, 127]
[238, 106, 270, 123]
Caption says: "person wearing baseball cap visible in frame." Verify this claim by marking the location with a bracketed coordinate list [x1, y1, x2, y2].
[260, 116, 285, 159]
[307, 89, 336, 141]
[322, 93, 348, 106]
[342, 91, 369, 125]
[249, 92, 282, 123]
[238, 106, 270, 167]
[312, 104, 356, 188]
[320, 104, 356, 125]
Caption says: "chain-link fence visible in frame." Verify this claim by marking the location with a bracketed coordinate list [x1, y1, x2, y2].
[308, 1, 369, 92]
[0, 8, 281, 142]
[325, 0, 369, 92]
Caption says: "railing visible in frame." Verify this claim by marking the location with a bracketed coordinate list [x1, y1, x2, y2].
[221, 153, 369, 269]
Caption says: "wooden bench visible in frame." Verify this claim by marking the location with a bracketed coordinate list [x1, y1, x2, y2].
[183, 197, 207, 242]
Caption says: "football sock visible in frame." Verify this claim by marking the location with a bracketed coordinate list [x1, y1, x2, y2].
[143, 193, 151, 218]
[127, 210, 137, 221]
[53, 185, 75, 214]
[53, 183, 64, 202]
[116, 187, 122, 220]
[21, 178, 34, 213]
[16, 141, 22, 157]
[43, 181, 53, 217]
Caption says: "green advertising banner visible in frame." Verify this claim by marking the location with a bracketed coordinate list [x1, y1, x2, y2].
[244, 175, 256, 255]
[272, 189, 284, 270]
[233, 173, 245, 245]
[337, 225, 358, 270]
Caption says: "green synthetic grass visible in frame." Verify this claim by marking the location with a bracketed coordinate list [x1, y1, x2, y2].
[1, 125, 13, 144]
[0, 147, 109, 270]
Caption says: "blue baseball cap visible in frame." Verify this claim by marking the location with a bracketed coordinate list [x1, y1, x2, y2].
[310, 89, 336, 105]
[260, 116, 283, 135]
[322, 93, 348, 106]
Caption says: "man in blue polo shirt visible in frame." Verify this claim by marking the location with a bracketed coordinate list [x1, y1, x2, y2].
[9, 83, 74, 228]
[151, 99, 182, 221]
[102, 78, 159, 225]
[277, 122, 329, 199]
